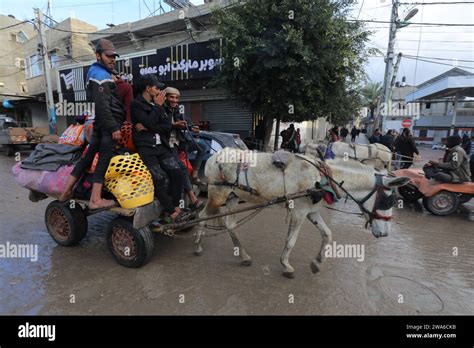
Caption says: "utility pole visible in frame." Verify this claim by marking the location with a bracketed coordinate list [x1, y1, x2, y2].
[450, 93, 459, 136]
[377, 0, 400, 133]
[387, 52, 402, 119]
[35, 8, 57, 134]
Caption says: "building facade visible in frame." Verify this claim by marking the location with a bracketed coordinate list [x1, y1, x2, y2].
[407, 68, 474, 144]
[0, 14, 36, 125]
[22, 18, 97, 133]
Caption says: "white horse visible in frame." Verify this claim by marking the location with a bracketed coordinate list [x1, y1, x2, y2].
[303, 140, 393, 171]
[194, 148, 409, 278]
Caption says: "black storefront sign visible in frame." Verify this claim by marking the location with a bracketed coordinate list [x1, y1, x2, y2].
[131, 40, 223, 82]
[58, 40, 222, 102]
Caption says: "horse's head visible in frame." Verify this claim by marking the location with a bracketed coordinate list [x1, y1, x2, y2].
[359, 175, 410, 238]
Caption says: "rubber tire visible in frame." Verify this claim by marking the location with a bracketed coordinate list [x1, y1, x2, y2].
[398, 184, 423, 203]
[45, 200, 88, 246]
[422, 190, 460, 216]
[107, 217, 154, 268]
[6, 145, 15, 157]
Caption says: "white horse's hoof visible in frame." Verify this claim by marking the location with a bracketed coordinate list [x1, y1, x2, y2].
[282, 271, 295, 279]
[241, 260, 252, 267]
[310, 261, 320, 274]
[194, 250, 203, 256]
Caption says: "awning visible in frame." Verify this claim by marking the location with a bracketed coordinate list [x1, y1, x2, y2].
[405, 75, 474, 103]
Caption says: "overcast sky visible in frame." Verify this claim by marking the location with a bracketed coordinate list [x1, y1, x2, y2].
[2, 0, 473, 86]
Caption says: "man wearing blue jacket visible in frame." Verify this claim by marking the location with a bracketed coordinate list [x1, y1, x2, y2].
[59, 39, 125, 210]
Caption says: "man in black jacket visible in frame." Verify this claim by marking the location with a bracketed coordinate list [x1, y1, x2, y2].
[59, 39, 125, 210]
[380, 129, 396, 152]
[394, 128, 419, 169]
[163, 87, 203, 212]
[132, 75, 188, 222]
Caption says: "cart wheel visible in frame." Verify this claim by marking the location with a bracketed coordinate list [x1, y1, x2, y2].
[45, 200, 88, 246]
[6, 145, 15, 157]
[107, 217, 154, 268]
[398, 184, 423, 203]
[422, 190, 460, 216]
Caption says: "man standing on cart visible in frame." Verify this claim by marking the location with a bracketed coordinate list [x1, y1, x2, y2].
[59, 39, 125, 210]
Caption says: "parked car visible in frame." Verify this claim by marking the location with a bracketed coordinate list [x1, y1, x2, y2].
[187, 130, 248, 192]
[0, 115, 48, 156]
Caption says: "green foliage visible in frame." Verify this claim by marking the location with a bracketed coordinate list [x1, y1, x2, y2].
[360, 79, 383, 117]
[210, 0, 373, 126]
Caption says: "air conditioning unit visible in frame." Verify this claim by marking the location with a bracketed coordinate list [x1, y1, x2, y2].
[15, 58, 26, 70]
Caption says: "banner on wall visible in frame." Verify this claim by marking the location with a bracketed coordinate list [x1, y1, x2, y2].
[58, 40, 223, 102]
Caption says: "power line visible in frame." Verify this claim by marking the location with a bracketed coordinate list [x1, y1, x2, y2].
[411, 0, 424, 93]
[356, 0, 365, 20]
[398, 39, 474, 43]
[0, 69, 23, 78]
[0, 20, 34, 31]
[404, 54, 474, 63]
[368, 44, 474, 52]
[350, 19, 474, 26]
[403, 56, 474, 69]
[400, 1, 474, 4]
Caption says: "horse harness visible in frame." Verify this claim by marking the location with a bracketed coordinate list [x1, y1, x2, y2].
[211, 152, 395, 228]
[213, 162, 260, 196]
[295, 154, 396, 227]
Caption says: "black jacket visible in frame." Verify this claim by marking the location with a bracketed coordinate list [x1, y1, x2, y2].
[131, 94, 173, 150]
[395, 135, 419, 158]
[164, 102, 193, 144]
[380, 134, 395, 151]
[86, 62, 125, 133]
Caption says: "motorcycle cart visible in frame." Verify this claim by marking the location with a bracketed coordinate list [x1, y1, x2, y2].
[394, 168, 474, 216]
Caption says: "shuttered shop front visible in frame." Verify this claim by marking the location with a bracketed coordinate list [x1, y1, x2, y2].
[202, 100, 253, 137]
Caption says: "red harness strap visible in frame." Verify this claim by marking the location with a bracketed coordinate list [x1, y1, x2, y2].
[372, 211, 393, 221]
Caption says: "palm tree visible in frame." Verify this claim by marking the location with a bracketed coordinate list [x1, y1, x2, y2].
[360, 80, 383, 119]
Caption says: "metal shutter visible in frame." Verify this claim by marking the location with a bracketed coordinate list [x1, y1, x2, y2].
[202, 100, 253, 137]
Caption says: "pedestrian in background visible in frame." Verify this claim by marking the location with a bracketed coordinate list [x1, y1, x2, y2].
[395, 128, 419, 169]
[350, 127, 358, 142]
[340, 126, 348, 141]
[369, 128, 381, 144]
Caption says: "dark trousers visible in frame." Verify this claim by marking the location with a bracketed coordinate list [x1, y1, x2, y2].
[171, 146, 193, 193]
[423, 165, 453, 183]
[400, 161, 413, 169]
[139, 146, 185, 214]
[71, 127, 116, 184]
[351, 135, 356, 142]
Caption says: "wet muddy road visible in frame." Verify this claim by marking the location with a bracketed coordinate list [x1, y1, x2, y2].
[1, 148, 473, 315]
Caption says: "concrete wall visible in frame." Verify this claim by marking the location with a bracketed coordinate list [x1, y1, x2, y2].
[0, 15, 35, 100]
[30, 103, 49, 128]
[24, 18, 97, 96]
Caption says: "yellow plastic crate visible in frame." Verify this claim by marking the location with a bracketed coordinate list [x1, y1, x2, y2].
[104, 153, 154, 209]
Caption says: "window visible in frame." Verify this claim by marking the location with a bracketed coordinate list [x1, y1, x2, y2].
[419, 129, 428, 137]
[26, 54, 43, 79]
[16, 31, 29, 43]
[425, 102, 431, 109]
[50, 52, 60, 68]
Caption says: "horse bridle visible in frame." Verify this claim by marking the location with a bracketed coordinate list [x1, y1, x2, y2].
[357, 174, 396, 227]
[297, 156, 396, 228]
